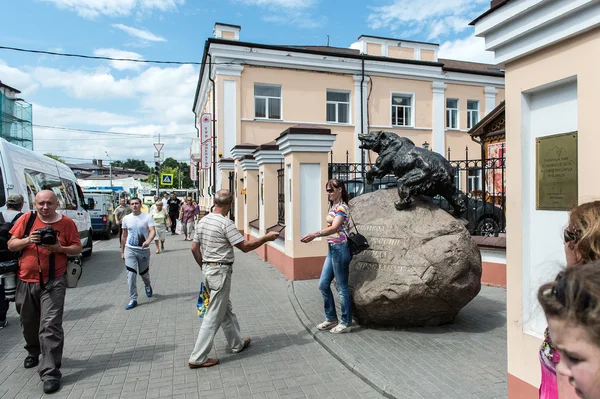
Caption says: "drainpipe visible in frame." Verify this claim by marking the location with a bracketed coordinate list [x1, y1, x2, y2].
[360, 57, 365, 179]
[208, 53, 217, 196]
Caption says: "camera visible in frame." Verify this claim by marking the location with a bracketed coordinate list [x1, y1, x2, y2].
[35, 226, 58, 245]
[0, 260, 18, 301]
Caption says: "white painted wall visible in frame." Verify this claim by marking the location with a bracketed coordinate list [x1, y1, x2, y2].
[521, 79, 577, 337]
[299, 163, 321, 237]
[223, 80, 237, 158]
[286, 164, 292, 241]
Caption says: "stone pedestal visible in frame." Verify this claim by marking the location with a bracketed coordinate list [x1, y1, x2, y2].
[348, 188, 482, 327]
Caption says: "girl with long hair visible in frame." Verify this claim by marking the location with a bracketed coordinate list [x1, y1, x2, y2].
[301, 179, 353, 334]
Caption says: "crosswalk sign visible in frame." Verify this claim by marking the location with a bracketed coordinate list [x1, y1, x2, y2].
[160, 173, 174, 186]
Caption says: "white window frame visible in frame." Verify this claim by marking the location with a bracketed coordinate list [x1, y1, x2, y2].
[468, 168, 483, 193]
[446, 98, 459, 130]
[390, 92, 415, 127]
[326, 90, 351, 124]
[467, 100, 480, 129]
[254, 84, 282, 120]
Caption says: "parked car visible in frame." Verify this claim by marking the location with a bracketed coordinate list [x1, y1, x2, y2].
[342, 175, 505, 236]
[85, 193, 118, 239]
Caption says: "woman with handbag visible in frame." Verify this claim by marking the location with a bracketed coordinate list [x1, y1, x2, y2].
[150, 201, 170, 254]
[301, 179, 353, 334]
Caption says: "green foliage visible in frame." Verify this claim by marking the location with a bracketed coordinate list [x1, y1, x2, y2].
[146, 158, 194, 189]
[121, 158, 150, 173]
[44, 153, 65, 163]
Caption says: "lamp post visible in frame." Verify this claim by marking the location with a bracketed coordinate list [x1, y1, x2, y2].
[422, 141, 430, 150]
[105, 151, 113, 189]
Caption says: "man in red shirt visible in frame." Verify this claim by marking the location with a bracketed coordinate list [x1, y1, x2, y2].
[8, 190, 82, 395]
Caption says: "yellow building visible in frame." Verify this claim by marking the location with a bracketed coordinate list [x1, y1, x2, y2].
[193, 22, 506, 278]
[472, 0, 600, 397]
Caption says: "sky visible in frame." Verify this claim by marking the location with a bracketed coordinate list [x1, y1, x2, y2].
[0, 0, 494, 167]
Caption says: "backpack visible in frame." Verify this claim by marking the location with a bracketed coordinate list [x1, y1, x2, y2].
[0, 211, 35, 265]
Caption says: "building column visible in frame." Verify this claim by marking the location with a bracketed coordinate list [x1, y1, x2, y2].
[432, 81, 447, 156]
[484, 86, 499, 115]
[240, 155, 259, 241]
[353, 75, 370, 164]
[275, 125, 336, 280]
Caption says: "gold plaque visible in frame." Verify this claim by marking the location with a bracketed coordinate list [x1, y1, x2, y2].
[536, 132, 578, 211]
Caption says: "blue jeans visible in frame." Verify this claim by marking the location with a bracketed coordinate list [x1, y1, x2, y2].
[318, 241, 352, 326]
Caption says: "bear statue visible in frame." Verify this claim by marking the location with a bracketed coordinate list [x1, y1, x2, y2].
[358, 131, 467, 215]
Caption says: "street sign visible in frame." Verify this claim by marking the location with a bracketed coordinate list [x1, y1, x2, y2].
[201, 113, 211, 143]
[201, 141, 211, 169]
[160, 173, 174, 186]
[154, 152, 164, 162]
[153, 142, 164, 153]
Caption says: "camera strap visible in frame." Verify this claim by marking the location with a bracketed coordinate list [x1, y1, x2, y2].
[35, 246, 55, 291]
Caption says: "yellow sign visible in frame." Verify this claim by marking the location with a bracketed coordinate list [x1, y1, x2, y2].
[536, 132, 578, 211]
[160, 173, 174, 186]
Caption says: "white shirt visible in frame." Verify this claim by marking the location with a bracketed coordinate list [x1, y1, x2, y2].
[2, 209, 22, 223]
[193, 213, 244, 263]
[122, 212, 156, 250]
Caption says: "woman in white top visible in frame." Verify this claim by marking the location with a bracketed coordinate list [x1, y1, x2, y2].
[150, 201, 170, 254]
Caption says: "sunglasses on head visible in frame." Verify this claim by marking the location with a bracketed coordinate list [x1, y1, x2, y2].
[563, 228, 579, 243]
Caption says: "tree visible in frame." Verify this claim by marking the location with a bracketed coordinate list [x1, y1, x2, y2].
[44, 153, 65, 163]
[121, 158, 150, 173]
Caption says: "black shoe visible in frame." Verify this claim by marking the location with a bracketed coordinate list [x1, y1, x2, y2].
[24, 355, 39, 369]
[43, 379, 60, 394]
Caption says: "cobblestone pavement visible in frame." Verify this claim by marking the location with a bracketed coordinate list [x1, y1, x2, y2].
[0, 235, 382, 399]
[290, 279, 508, 399]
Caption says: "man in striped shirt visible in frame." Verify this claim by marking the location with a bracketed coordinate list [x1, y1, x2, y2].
[188, 189, 279, 368]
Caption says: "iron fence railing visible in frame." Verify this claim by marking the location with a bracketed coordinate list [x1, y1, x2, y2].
[328, 148, 506, 237]
[277, 166, 285, 225]
[228, 171, 235, 222]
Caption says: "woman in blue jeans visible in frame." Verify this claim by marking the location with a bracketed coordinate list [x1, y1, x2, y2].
[301, 179, 352, 334]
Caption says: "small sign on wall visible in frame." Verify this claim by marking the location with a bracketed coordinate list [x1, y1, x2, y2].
[536, 132, 578, 211]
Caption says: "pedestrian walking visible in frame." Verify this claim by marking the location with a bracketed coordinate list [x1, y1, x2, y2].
[120, 197, 156, 310]
[113, 196, 131, 249]
[180, 197, 198, 241]
[301, 179, 353, 334]
[8, 190, 82, 394]
[188, 189, 279, 368]
[167, 193, 181, 235]
[149, 201, 170, 254]
[0, 193, 25, 329]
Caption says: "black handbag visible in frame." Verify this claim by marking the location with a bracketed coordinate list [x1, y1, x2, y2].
[346, 212, 369, 255]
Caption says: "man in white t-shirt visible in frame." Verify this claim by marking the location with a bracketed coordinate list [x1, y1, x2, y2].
[188, 189, 279, 368]
[120, 197, 156, 310]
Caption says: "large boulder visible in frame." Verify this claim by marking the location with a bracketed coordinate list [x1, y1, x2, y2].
[348, 188, 481, 327]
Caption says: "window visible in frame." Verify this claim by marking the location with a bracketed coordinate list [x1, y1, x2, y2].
[391, 94, 413, 126]
[24, 169, 76, 210]
[468, 168, 482, 193]
[254, 84, 281, 119]
[467, 100, 479, 129]
[446, 99, 459, 129]
[326, 91, 350, 123]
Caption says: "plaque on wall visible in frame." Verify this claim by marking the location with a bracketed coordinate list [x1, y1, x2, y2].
[536, 132, 578, 211]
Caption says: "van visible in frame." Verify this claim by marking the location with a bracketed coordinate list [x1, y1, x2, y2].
[85, 192, 118, 239]
[0, 139, 94, 257]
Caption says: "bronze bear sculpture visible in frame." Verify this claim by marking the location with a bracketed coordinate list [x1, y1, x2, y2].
[358, 131, 467, 215]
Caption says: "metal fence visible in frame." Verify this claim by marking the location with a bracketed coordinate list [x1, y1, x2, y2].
[277, 166, 285, 225]
[328, 148, 506, 237]
[228, 171, 235, 222]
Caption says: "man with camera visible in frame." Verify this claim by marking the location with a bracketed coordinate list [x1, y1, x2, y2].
[188, 189, 279, 368]
[8, 190, 82, 394]
[0, 193, 25, 329]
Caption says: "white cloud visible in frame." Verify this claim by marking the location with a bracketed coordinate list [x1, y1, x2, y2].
[93, 48, 145, 71]
[367, 0, 487, 41]
[0, 61, 39, 96]
[33, 104, 139, 126]
[112, 24, 166, 42]
[41, 0, 184, 19]
[439, 35, 495, 64]
[236, 0, 314, 8]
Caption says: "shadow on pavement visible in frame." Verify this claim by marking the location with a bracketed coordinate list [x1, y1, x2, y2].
[63, 305, 112, 322]
[218, 331, 313, 364]
[61, 344, 176, 385]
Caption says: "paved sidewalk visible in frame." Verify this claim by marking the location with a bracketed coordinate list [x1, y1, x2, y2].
[290, 280, 508, 399]
[0, 235, 381, 399]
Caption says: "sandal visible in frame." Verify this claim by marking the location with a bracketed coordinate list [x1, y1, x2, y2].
[330, 324, 352, 334]
[316, 320, 338, 331]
